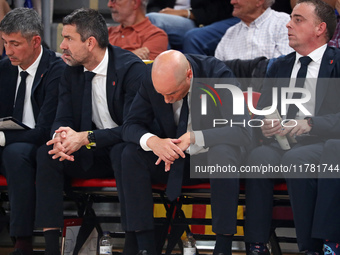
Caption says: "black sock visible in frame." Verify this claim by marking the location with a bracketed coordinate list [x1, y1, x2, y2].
[44, 229, 60, 255]
[135, 230, 156, 255]
[123, 231, 139, 255]
[14, 236, 33, 255]
[213, 234, 233, 255]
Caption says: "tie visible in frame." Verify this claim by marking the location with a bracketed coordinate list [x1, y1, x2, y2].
[13, 71, 29, 122]
[81, 71, 96, 130]
[166, 95, 189, 201]
[286, 56, 312, 119]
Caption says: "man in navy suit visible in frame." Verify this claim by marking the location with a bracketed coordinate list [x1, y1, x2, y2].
[34, 8, 146, 255]
[0, 8, 66, 255]
[245, 0, 340, 254]
[118, 50, 252, 255]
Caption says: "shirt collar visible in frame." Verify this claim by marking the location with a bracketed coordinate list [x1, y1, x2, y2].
[18, 45, 43, 76]
[119, 17, 149, 33]
[295, 44, 327, 65]
[84, 47, 108, 76]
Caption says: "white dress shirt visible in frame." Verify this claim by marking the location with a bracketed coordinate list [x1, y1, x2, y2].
[215, 8, 293, 61]
[84, 48, 118, 130]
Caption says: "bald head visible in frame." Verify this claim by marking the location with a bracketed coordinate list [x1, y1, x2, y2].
[152, 50, 192, 104]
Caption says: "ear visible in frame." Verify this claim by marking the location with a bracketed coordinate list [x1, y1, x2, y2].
[257, 0, 266, 8]
[32, 35, 42, 48]
[87, 36, 97, 51]
[187, 68, 193, 80]
[316, 22, 327, 38]
[133, 0, 140, 9]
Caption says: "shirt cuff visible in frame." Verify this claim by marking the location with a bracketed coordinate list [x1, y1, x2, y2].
[140, 133, 156, 151]
[193, 131, 205, 147]
[0, 131, 5, 147]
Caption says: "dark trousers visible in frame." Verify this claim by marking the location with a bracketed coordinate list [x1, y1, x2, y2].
[245, 140, 332, 252]
[116, 143, 242, 234]
[35, 144, 120, 228]
[0, 143, 37, 236]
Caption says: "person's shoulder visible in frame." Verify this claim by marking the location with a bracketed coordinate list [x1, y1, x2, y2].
[42, 47, 66, 68]
[109, 44, 143, 63]
[0, 57, 13, 70]
[108, 45, 146, 72]
[186, 54, 234, 75]
[144, 17, 167, 36]
[269, 8, 290, 21]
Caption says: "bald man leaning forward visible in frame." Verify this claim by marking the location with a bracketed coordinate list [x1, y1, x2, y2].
[116, 50, 252, 255]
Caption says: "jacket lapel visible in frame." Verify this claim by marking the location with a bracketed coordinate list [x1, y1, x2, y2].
[106, 46, 119, 124]
[31, 47, 50, 118]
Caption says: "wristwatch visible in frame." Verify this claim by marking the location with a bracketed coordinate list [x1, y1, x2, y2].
[304, 117, 314, 128]
[86, 131, 96, 149]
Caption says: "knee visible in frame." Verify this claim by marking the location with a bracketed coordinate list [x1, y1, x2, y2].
[183, 28, 200, 44]
[246, 145, 280, 166]
[281, 149, 304, 165]
[323, 139, 340, 150]
[146, 13, 163, 27]
[2, 143, 36, 164]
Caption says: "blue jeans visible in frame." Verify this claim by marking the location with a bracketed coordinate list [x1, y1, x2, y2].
[147, 12, 196, 50]
[182, 17, 240, 56]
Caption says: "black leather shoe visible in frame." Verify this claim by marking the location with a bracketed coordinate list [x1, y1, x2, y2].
[137, 250, 149, 255]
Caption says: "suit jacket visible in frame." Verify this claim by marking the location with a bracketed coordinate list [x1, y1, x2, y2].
[0, 47, 66, 146]
[147, 0, 233, 27]
[122, 54, 252, 149]
[256, 46, 340, 141]
[52, 45, 146, 149]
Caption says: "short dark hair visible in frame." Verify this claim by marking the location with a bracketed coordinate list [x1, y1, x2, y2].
[63, 8, 109, 49]
[297, 0, 337, 41]
[0, 7, 43, 41]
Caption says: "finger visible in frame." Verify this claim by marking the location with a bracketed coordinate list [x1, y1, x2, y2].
[46, 138, 59, 146]
[165, 163, 171, 172]
[61, 131, 67, 138]
[155, 157, 162, 165]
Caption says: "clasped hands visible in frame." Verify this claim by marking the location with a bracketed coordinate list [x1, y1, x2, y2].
[261, 118, 312, 138]
[147, 132, 193, 172]
[46, 127, 89, 162]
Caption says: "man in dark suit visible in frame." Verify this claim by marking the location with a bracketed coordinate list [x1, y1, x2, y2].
[244, 0, 340, 254]
[118, 50, 252, 255]
[34, 8, 146, 255]
[0, 8, 66, 255]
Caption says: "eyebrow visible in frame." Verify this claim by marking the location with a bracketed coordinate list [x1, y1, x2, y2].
[290, 14, 305, 19]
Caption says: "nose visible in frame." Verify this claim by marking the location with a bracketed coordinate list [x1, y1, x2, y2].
[108, 0, 115, 7]
[286, 19, 292, 29]
[4, 44, 13, 55]
[230, 0, 237, 5]
[60, 38, 67, 50]
[164, 95, 172, 104]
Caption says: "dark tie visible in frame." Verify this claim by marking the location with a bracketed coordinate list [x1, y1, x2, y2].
[81, 71, 96, 130]
[166, 95, 189, 201]
[13, 71, 29, 122]
[286, 56, 312, 119]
